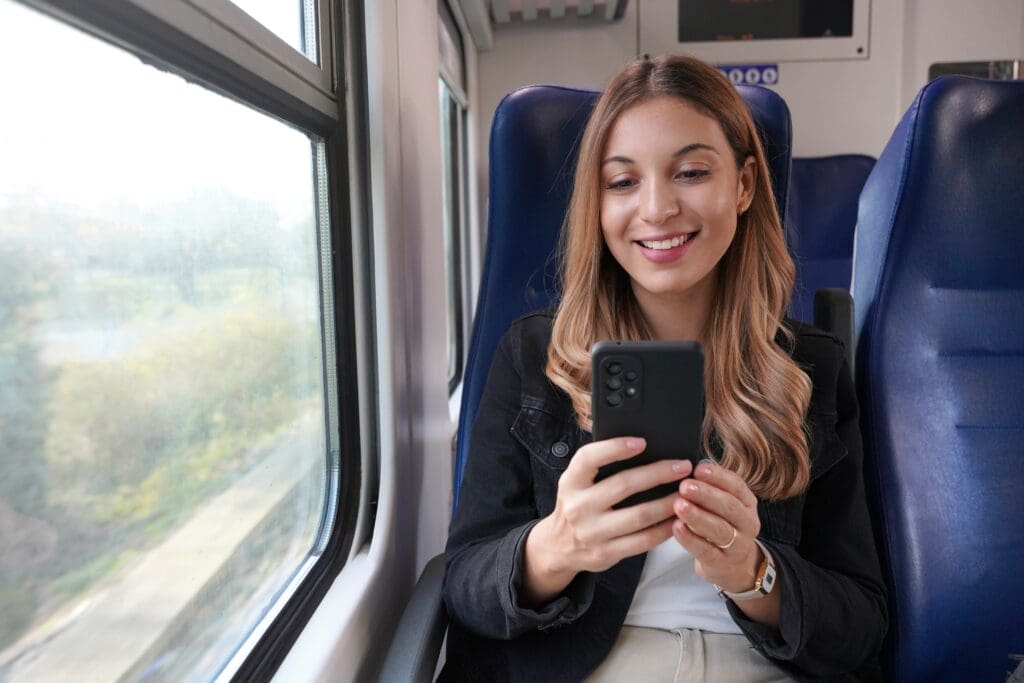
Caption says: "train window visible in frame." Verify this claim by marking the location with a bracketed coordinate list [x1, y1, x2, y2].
[439, 0, 470, 393]
[0, 1, 358, 681]
[231, 0, 315, 59]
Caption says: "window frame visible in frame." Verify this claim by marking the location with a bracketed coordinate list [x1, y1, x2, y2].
[22, 0, 338, 134]
[439, 0, 471, 395]
[11, 1, 367, 680]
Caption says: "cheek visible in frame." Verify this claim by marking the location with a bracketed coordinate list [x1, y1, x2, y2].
[599, 201, 634, 255]
[599, 197, 625, 231]
[699, 185, 738, 220]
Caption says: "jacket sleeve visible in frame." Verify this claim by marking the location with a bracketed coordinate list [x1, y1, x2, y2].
[727, 352, 888, 680]
[442, 328, 597, 639]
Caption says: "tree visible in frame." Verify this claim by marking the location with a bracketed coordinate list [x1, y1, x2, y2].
[0, 244, 53, 517]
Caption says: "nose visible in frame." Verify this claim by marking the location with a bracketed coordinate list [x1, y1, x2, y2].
[638, 178, 680, 225]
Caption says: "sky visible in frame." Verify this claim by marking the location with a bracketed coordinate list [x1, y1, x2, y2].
[0, 0, 318, 226]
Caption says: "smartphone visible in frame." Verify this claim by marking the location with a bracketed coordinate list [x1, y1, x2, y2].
[591, 340, 704, 508]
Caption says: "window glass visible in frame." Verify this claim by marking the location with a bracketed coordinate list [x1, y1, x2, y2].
[231, 0, 318, 62]
[439, 81, 465, 392]
[0, 3, 333, 681]
[438, 1, 469, 394]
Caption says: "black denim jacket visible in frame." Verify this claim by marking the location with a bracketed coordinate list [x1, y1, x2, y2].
[440, 311, 887, 682]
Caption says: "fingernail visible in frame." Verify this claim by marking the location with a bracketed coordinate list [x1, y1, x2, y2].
[626, 437, 645, 450]
[671, 460, 690, 472]
[699, 458, 715, 465]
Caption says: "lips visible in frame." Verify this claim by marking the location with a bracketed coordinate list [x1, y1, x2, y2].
[634, 231, 699, 262]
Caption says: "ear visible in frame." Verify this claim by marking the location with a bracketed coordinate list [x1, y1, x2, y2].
[737, 155, 756, 214]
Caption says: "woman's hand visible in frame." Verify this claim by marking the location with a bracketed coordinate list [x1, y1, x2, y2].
[521, 437, 691, 606]
[671, 459, 782, 627]
[672, 460, 763, 594]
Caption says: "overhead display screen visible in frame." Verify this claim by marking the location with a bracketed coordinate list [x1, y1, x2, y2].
[678, 0, 854, 43]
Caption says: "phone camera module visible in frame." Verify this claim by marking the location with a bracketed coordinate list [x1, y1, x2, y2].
[606, 377, 623, 390]
[605, 392, 623, 407]
[607, 362, 622, 375]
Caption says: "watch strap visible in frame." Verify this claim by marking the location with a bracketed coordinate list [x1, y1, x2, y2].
[715, 540, 776, 602]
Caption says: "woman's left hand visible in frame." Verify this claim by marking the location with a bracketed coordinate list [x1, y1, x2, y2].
[672, 459, 763, 593]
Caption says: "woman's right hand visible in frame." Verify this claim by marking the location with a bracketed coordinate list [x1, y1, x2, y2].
[520, 437, 692, 606]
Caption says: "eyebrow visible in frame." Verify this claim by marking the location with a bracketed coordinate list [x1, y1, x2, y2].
[601, 142, 719, 166]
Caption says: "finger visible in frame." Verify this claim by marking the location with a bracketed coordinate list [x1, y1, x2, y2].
[693, 460, 758, 508]
[562, 437, 647, 488]
[679, 478, 756, 535]
[604, 517, 676, 560]
[673, 497, 736, 550]
[672, 518, 720, 564]
[598, 490, 680, 539]
[590, 457, 691, 510]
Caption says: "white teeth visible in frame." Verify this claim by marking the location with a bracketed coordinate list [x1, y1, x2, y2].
[640, 234, 693, 250]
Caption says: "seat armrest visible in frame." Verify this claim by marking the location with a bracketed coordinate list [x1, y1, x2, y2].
[813, 288, 855, 374]
[379, 553, 448, 683]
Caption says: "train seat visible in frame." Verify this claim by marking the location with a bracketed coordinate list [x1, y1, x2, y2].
[853, 75, 1024, 681]
[786, 154, 875, 324]
[381, 83, 797, 681]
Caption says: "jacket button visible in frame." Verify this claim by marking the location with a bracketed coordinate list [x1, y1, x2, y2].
[550, 441, 570, 458]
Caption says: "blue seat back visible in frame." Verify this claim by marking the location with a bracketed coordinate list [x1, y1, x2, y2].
[453, 84, 794, 509]
[786, 154, 875, 322]
[853, 76, 1024, 681]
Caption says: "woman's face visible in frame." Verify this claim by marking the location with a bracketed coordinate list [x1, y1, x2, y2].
[599, 96, 755, 306]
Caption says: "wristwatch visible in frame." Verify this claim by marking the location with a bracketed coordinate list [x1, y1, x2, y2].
[715, 540, 776, 601]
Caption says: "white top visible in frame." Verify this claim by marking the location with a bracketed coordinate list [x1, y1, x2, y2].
[622, 538, 742, 633]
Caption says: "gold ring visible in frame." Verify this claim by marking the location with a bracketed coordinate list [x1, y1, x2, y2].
[713, 526, 738, 550]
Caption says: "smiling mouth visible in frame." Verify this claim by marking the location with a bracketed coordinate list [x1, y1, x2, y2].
[635, 232, 699, 250]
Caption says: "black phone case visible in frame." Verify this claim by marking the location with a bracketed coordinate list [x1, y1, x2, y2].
[591, 340, 704, 507]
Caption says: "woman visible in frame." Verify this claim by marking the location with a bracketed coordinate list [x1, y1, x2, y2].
[441, 55, 887, 682]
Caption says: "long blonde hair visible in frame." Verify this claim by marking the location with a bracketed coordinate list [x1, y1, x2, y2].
[546, 55, 812, 500]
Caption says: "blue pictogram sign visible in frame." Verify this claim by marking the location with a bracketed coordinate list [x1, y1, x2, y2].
[717, 64, 780, 87]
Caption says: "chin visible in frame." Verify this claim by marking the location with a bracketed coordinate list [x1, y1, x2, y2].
[634, 277, 701, 299]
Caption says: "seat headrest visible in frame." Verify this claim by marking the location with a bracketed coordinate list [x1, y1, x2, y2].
[786, 154, 875, 321]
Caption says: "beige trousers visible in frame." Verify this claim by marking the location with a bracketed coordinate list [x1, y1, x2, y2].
[585, 626, 795, 683]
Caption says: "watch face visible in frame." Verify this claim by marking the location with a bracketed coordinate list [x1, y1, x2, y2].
[761, 566, 776, 593]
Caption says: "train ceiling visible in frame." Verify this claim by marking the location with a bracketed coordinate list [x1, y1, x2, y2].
[457, 0, 629, 50]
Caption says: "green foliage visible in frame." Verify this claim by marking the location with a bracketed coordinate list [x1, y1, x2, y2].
[0, 578, 39, 651]
[44, 300, 322, 522]
[1, 189, 323, 654]
[0, 244, 55, 516]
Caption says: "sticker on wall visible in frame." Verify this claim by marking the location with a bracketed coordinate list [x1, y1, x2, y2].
[717, 64, 780, 87]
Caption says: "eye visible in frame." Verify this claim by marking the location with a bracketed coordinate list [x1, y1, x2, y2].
[675, 168, 711, 182]
[604, 178, 636, 191]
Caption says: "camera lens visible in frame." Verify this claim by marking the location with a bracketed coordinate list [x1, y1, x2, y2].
[607, 362, 622, 375]
[605, 392, 623, 407]
[606, 377, 622, 390]
[624, 370, 638, 381]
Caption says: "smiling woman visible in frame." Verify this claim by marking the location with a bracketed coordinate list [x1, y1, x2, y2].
[440, 55, 887, 682]
[549, 58, 810, 497]
[598, 96, 755, 334]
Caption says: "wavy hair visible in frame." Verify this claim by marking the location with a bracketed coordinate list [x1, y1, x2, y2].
[545, 55, 812, 500]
